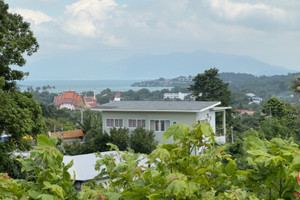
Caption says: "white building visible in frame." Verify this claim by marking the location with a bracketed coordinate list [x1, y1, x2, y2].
[163, 92, 192, 100]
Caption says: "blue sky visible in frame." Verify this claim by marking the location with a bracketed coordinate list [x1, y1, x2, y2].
[5, 0, 300, 79]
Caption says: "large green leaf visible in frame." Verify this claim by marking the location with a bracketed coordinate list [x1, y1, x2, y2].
[200, 123, 214, 137]
[105, 192, 122, 200]
[165, 180, 187, 197]
[163, 124, 189, 141]
[147, 193, 164, 200]
[37, 194, 56, 200]
[291, 153, 300, 169]
[149, 148, 170, 162]
[225, 159, 237, 176]
[37, 135, 51, 147]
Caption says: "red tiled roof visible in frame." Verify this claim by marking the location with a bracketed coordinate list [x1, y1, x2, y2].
[50, 130, 85, 139]
[84, 96, 99, 108]
[54, 91, 83, 107]
[237, 110, 255, 115]
[84, 97, 96, 103]
[86, 102, 100, 108]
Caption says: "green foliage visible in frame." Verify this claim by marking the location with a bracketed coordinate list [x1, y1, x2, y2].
[0, 147, 25, 179]
[189, 68, 232, 106]
[262, 97, 287, 118]
[26, 86, 57, 105]
[20, 135, 77, 199]
[244, 136, 300, 199]
[3, 122, 300, 199]
[0, 0, 39, 91]
[93, 123, 256, 199]
[289, 75, 300, 100]
[129, 127, 157, 154]
[259, 118, 293, 140]
[0, 135, 78, 200]
[0, 90, 46, 141]
[109, 127, 130, 151]
[64, 129, 110, 155]
[77, 109, 102, 133]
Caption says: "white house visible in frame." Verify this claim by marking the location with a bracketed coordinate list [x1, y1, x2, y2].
[163, 92, 192, 100]
[93, 101, 231, 144]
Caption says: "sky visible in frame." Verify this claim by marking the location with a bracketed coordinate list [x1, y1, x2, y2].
[5, 0, 300, 79]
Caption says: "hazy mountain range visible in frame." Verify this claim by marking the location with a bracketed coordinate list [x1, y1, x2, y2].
[27, 50, 297, 80]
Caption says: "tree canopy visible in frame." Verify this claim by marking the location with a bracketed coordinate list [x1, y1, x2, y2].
[289, 75, 300, 101]
[0, 0, 39, 91]
[189, 68, 232, 106]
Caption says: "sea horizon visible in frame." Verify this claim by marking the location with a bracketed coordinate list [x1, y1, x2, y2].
[17, 79, 173, 93]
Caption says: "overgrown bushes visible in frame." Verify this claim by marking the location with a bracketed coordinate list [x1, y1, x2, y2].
[64, 127, 157, 155]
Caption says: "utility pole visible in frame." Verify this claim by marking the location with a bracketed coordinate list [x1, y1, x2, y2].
[81, 109, 83, 124]
[231, 127, 234, 144]
[60, 126, 63, 141]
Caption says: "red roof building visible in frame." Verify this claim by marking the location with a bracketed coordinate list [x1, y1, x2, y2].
[50, 129, 85, 144]
[54, 91, 85, 110]
[237, 109, 255, 115]
[83, 90, 100, 108]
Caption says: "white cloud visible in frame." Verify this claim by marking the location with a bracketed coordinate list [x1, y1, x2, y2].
[63, 0, 118, 37]
[9, 8, 53, 25]
[206, 0, 288, 27]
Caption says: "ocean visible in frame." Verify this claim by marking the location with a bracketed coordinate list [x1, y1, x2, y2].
[18, 80, 172, 93]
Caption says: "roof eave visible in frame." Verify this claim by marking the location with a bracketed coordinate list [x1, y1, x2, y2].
[199, 102, 221, 112]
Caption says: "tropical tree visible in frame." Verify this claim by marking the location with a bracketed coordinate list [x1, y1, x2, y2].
[0, 84, 46, 142]
[262, 97, 287, 118]
[0, 0, 39, 91]
[109, 127, 130, 151]
[0, 0, 46, 179]
[129, 127, 157, 154]
[189, 68, 232, 106]
[289, 75, 300, 101]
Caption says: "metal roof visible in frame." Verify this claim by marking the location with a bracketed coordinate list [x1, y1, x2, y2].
[63, 151, 148, 181]
[93, 101, 221, 113]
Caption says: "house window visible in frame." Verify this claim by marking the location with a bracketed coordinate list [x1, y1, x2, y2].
[150, 120, 170, 131]
[128, 119, 146, 128]
[106, 119, 123, 127]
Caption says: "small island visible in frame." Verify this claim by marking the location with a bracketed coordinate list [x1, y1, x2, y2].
[131, 76, 194, 87]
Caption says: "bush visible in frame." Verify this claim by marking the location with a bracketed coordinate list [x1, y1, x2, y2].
[109, 127, 129, 151]
[129, 127, 157, 154]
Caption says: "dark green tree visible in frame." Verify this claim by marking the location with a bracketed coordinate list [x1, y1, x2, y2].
[0, 87, 46, 141]
[109, 128, 129, 151]
[262, 97, 287, 118]
[289, 75, 300, 101]
[0, 0, 39, 91]
[129, 127, 157, 154]
[189, 68, 232, 106]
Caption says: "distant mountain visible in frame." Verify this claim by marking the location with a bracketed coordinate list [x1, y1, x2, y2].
[26, 50, 297, 80]
[114, 51, 296, 78]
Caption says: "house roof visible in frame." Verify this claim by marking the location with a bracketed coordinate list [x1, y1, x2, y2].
[237, 110, 255, 115]
[93, 101, 221, 113]
[50, 130, 85, 139]
[83, 96, 100, 108]
[53, 91, 83, 107]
